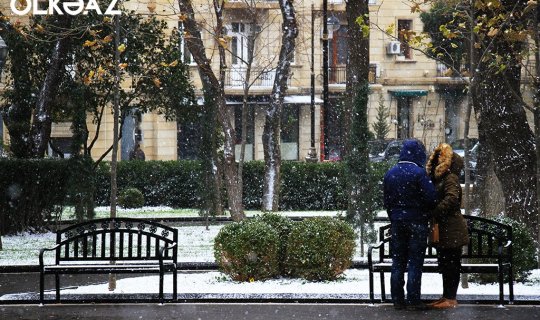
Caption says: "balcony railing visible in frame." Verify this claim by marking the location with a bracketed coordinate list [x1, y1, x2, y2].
[327, 65, 378, 84]
[225, 67, 290, 87]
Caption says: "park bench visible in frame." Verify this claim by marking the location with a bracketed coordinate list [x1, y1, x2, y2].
[39, 218, 178, 304]
[367, 215, 514, 305]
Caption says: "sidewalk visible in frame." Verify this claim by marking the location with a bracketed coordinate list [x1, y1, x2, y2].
[1, 302, 539, 320]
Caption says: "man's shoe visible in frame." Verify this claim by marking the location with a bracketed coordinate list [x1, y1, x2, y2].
[406, 302, 429, 311]
[432, 299, 458, 309]
[393, 303, 406, 310]
[427, 298, 446, 306]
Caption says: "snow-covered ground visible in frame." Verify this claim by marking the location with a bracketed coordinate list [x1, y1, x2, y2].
[1, 207, 538, 300]
[52, 269, 540, 300]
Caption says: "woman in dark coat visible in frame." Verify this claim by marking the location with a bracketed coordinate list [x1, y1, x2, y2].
[426, 143, 470, 309]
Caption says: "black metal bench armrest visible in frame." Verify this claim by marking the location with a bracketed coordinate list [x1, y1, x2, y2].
[367, 241, 386, 269]
[39, 244, 61, 268]
[158, 242, 178, 268]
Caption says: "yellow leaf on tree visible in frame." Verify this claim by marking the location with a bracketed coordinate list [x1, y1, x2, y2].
[169, 60, 178, 67]
[118, 63, 128, 69]
[385, 23, 395, 36]
[160, 62, 169, 67]
[178, 13, 188, 22]
[153, 78, 161, 87]
[217, 37, 228, 48]
[102, 35, 113, 43]
[34, 24, 45, 33]
[487, 28, 498, 37]
[117, 43, 126, 53]
[83, 40, 97, 47]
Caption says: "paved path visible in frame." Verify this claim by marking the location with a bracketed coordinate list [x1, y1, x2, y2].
[1, 302, 540, 320]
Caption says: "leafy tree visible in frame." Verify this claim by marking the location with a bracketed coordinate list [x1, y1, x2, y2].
[417, 0, 538, 240]
[0, 8, 195, 161]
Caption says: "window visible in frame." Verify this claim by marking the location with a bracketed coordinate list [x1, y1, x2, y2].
[121, 109, 143, 160]
[397, 97, 413, 139]
[281, 105, 299, 160]
[231, 22, 249, 66]
[397, 19, 413, 59]
[328, 25, 348, 84]
[48, 137, 73, 159]
[178, 22, 192, 64]
[177, 121, 202, 160]
[234, 104, 255, 161]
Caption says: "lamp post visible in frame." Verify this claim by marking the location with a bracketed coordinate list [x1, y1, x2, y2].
[0, 35, 6, 250]
[306, 5, 317, 162]
[321, 0, 339, 161]
[0, 36, 8, 154]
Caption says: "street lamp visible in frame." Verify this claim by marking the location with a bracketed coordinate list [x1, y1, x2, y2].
[0, 36, 8, 155]
[321, 0, 339, 161]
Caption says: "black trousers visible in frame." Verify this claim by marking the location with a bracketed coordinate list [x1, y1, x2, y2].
[436, 247, 463, 299]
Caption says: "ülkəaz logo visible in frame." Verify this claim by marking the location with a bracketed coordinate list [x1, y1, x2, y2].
[10, 0, 121, 15]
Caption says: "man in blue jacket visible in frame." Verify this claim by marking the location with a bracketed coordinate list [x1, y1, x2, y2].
[383, 139, 438, 311]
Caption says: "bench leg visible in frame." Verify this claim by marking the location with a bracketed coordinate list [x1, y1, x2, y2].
[55, 274, 60, 302]
[498, 269, 505, 305]
[368, 270, 374, 303]
[159, 269, 164, 303]
[379, 272, 386, 302]
[173, 269, 177, 301]
[39, 271, 45, 304]
[508, 267, 514, 303]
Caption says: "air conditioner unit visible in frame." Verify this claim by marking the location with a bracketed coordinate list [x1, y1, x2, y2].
[387, 41, 401, 55]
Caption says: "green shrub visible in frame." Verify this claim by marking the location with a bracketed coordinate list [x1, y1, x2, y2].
[214, 219, 280, 281]
[469, 215, 537, 283]
[0, 159, 69, 234]
[256, 213, 294, 274]
[285, 217, 356, 281]
[118, 188, 145, 209]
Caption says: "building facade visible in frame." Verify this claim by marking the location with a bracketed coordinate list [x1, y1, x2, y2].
[1, 0, 478, 161]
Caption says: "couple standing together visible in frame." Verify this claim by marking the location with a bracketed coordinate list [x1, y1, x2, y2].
[383, 139, 470, 311]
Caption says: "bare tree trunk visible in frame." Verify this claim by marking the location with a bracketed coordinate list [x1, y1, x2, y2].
[178, 0, 244, 221]
[262, 0, 298, 211]
[30, 15, 72, 158]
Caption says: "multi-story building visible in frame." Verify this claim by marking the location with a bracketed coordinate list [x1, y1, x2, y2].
[0, 0, 477, 161]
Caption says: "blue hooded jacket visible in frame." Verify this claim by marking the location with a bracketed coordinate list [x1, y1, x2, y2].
[383, 139, 438, 222]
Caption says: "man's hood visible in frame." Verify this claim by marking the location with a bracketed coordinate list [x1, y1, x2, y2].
[398, 139, 427, 167]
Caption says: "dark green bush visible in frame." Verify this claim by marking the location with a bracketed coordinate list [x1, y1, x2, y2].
[280, 161, 348, 210]
[285, 217, 356, 281]
[214, 219, 280, 281]
[256, 212, 294, 274]
[469, 215, 537, 283]
[95, 160, 203, 208]
[0, 159, 69, 234]
[118, 187, 145, 209]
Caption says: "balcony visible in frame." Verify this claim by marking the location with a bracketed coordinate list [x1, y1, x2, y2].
[225, 67, 290, 87]
[326, 65, 378, 85]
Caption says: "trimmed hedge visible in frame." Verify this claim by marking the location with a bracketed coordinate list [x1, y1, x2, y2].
[95, 160, 358, 211]
[118, 187, 145, 209]
[1, 159, 388, 233]
[214, 214, 356, 282]
[214, 218, 280, 281]
[285, 217, 356, 281]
